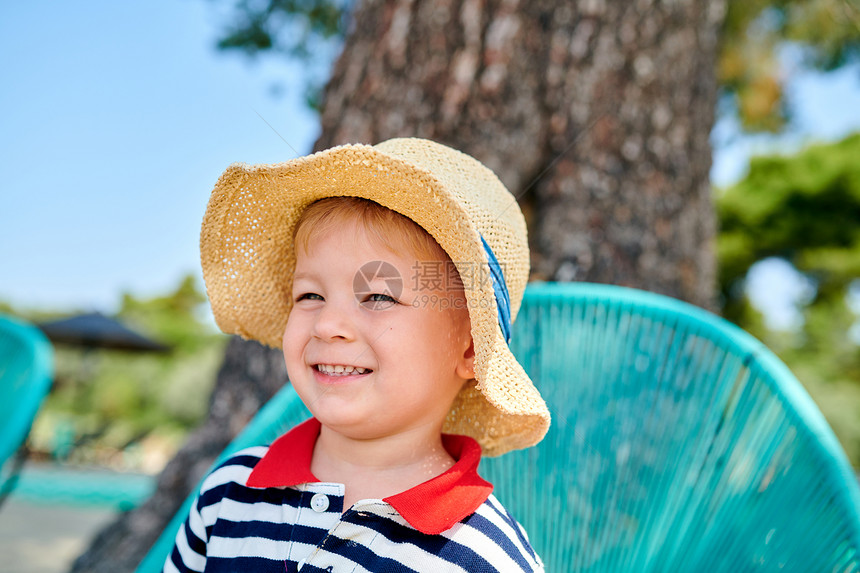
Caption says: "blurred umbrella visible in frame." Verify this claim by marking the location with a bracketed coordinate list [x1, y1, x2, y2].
[37, 313, 170, 353]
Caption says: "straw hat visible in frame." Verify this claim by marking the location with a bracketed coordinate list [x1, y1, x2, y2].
[200, 138, 550, 456]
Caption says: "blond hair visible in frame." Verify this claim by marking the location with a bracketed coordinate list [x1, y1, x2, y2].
[294, 197, 458, 284]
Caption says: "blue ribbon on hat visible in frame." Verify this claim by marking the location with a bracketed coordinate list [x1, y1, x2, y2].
[480, 235, 512, 345]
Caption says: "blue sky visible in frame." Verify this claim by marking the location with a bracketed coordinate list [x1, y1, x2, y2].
[1, 0, 319, 314]
[1, 1, 859, 324]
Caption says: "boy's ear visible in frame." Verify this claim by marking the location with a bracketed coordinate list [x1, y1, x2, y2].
[456, 338, 476, 380]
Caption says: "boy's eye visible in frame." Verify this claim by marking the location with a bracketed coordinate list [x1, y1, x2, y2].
[295, 292, 323, 302]
[363, 293, 397, 309]
[368, 293, 395, 302]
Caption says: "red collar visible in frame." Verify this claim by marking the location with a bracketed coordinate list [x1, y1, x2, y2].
[246, 418, 493, 535]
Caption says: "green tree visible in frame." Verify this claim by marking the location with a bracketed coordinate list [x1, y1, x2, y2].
[718, 132, 860, 463]
[719, 133, 860, 307]
[28, 275, 226, 469]
[117, 275, 212, 352]
[720, 0, 860, 131]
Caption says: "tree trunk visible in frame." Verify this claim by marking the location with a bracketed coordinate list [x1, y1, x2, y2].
[318, 0, 722, 308]
[72, 0, 723, 569]
[69, 338, 286, 573]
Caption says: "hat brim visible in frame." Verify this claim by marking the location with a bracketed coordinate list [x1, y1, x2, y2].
[201, 143, 549, 455]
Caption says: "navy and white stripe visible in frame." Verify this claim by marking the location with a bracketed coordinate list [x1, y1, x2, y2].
[164, 447, 544, 573]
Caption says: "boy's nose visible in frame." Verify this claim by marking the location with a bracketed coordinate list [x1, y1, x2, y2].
[312, 299, 357, 341]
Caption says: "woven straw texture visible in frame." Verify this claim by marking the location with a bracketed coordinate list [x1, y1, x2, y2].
[200, 138, 550, 455]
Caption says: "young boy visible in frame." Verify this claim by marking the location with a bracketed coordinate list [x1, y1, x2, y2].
[167, 138, 551, 572]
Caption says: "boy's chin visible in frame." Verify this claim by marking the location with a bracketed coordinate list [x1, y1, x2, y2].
[312, 409, 375, 434]
[315, 413, 448, 444]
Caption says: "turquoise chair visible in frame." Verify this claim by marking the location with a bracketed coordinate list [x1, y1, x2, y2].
[138, 283, 860, 571]
[0, 315, 54, 506]
[137, 372, 312, 572]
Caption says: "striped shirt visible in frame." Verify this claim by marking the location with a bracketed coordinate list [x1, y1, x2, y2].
[164, 418, 543, 572]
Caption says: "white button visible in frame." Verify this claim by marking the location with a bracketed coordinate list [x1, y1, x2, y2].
[310, 493, 329, 512]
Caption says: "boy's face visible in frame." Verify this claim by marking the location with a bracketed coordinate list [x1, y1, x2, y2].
[283, 219, 475, 442]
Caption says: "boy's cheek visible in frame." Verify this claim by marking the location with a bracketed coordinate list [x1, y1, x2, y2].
[282, 320, 301, 366]
[282, 320, 292, 349]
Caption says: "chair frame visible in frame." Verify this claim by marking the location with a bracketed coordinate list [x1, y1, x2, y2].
[138, 283, 860, 571]
[0, 314, 54, 509]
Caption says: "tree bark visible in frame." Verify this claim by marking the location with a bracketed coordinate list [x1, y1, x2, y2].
[318, 0, 722, 308]
[72, 0, 723, 569]
[69, 338, 286, 573]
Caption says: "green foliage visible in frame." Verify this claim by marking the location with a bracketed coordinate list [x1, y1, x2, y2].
[721, 0, 860, 131]
[719, 132, 860, 304]
[208, 0, 349, 108]
[117, 274, 212, 352]
[10, 275, 228, 472]
[210, 0, 348, 59]
[717, 132, 860, 466]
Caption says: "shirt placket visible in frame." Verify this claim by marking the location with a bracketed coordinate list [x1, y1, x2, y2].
[289, 482, 344, 571]
[301, 502, 403, 572]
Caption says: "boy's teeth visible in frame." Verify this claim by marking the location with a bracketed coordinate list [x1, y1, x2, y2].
[317, 364, 368, 376]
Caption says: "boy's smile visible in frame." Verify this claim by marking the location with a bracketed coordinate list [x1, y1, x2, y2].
[310, 361, 373, 385]
[282, 219, 475, 442]
[314, 363, 371, 377]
